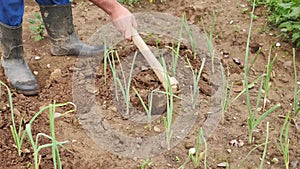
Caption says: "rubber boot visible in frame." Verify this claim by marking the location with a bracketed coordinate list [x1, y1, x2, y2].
[0, 22, 39, 95]
[39, 4, 104, 56]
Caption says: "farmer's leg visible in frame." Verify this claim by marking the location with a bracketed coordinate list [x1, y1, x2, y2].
[0, 0, 24, 26]
[0, 0, 39, 95]
[36, 0, 104, 56]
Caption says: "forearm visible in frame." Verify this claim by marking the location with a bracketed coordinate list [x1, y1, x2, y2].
[89, 0, 121, 16]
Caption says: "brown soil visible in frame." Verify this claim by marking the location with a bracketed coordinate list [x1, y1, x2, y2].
[0, 0, 299, 169]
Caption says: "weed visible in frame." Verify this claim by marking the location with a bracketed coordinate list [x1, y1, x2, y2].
[140, 157, 153, 169]
[118, 0, 140, 5]
[249, 0, 300, 47]
[28, 12, 45, 42]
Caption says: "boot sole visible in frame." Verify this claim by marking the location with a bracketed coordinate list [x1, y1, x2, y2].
[17, 89, 40, 96]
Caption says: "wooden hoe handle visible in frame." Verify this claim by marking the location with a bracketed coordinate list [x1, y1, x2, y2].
[132, 34, 178, 91]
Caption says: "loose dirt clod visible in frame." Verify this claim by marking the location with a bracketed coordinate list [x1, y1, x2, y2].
[50, 69, 62, 82]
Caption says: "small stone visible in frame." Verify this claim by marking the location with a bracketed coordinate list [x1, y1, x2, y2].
[283, 61, 292, 68]
[279, 77, 289, 83]
[227, 149, 232, 153]
[229, 20, 234, 25]
[271, 157, 279, 164]
[291, 160, 298, 168]
[34, 56, 41, 60]
[108, 106, 117, 113]
[217, 162, 227, 167]
[153, 126, 161, 133]
[233, 58, 241, 65]
[33, 71, 38, 75]
[23, 148, 30, 153]
[133, 157, 138, 162]
[237, 139, 244, 147]
[275, 42, 281, 47]
[189, 148, 196, 155]
[54, 112, 61, 118]
[141, 66, 148, 71]
[229, 139, 238, 146]
[46, 64, 51, 68]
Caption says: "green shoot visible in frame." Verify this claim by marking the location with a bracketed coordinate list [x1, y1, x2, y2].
[168, 18, 184, 76]
[26, 124, 68, 169]
[133, 87, 183, 123]
[279, 111, 290, 169]
[2, 78, 76, 168]
[178, 128, 207, 169]
[263, 47, 277, 109]
[259, 122, 269, 169]
[132, 87, 154, 122]
[116, 52, 137, 115]
[247, 77, 280, 143]
[292, 48, 299, 118]
[243, 0, 280, 143]
[191, 128, 206, 168]
[27, 102, 75, 169]
[0, 80, 26, 156]
[226, 161, 230, 169]
[103, 37, 109, 85]
[107, 49, 120, 101]
[237, 141, 267, 169]
[186, 56, 206, 109]
[220, 63, 233, 122]
[232, 74, 265, 102]
[161, 57, 174, 150]
[181, 14, 196, 58]
[201, 12, 216, 73]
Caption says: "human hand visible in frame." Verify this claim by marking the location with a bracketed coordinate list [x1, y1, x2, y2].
[110, 4, 138, 40]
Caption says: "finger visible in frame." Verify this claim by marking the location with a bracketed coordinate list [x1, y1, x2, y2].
[125, 29, 132, 40]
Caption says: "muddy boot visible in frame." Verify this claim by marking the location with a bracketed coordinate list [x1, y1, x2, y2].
[0, 23, 39, 95]
[39, 4, 104, 56]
